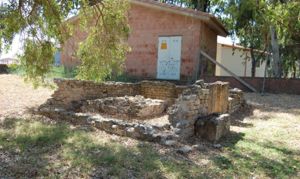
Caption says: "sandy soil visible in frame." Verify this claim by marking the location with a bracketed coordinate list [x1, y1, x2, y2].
[0, 75, 53, 117]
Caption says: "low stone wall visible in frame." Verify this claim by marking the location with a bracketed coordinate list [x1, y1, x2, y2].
[140, 81, 186, 100]
[51, 79, 139, 109]
[41, 79, 245, 143]
[49, 79, 188, 109]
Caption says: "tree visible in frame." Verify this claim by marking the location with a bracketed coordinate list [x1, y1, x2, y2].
[0, 0, 130, 85]
[162, 0, 300, 78]
[268, 0, 300, 78]
[159, 0, 217, 12]
[222, 0, 270, 77]
[220, 0, 300, 78]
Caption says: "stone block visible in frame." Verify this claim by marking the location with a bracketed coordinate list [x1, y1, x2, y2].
[194, 113, 230, 142]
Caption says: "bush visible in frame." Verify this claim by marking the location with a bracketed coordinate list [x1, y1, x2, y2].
[7, 64, 24, 74]
[106, 73, 139, 83]
[48, 66, 78, 79]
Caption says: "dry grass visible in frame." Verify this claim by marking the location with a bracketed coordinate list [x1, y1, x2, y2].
[0, 74, 300, 178]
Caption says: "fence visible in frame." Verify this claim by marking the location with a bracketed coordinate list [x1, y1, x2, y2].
[204, 76, 300, 95]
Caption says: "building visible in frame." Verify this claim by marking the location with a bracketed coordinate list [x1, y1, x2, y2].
[54, 51, 61, 66]
[215, 43, 267, 77]
[61, 0, 228, 81]
[0, 57, 19, 65]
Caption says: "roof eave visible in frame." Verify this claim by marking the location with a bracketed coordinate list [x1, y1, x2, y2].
[209, 17, 229, 37]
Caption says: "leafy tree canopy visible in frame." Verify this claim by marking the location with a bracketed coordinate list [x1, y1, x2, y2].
[162, 0, 300, 77]
[0, 0, 130, 85]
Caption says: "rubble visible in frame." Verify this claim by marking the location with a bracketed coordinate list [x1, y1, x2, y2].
[81, 95, 167, 119]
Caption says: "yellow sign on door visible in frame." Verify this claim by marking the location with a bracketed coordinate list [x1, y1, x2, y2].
[161, 40, 168, 50]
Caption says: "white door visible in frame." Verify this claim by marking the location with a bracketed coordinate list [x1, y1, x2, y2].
[157, 36, 182, 80]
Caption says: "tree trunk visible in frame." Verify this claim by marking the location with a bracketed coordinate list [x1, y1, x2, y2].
[298, 60, 300, 78]
[196, 0, 209, 12]
[293, 64, 296, 78]
[270, 26, 281, 78]
[250, 48, 256, 77]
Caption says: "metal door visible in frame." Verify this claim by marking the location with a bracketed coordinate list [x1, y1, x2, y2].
[157, 36, 182, 80]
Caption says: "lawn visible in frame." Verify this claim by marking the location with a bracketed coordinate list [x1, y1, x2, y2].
[0, 74, 299, 178]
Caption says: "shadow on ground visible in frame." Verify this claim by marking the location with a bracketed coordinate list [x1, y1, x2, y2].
[230, 104, 255, 128]
[1, 106, 299, 178]
[245, 93, 300, 116]
[212, 137, 300, 178]
[0, 118, 203, 178]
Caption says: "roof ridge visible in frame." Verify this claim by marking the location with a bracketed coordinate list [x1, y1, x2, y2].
[135, 0, 213, 17]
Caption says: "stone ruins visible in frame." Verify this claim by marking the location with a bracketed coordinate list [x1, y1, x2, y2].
[39, 79, 245, 147]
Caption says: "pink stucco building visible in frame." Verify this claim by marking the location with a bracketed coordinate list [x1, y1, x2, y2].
[61, 0, 228, 81]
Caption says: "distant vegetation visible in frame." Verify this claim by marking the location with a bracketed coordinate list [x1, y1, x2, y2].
[7, 64, 139, 84]
[8, 64, 77, 79]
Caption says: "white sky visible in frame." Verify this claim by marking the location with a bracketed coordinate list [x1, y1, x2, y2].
[0, 36, 236, 59]
[0, 34, 22, 59]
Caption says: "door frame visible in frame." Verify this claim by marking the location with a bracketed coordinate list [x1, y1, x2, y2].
[156, 35, 182, 80]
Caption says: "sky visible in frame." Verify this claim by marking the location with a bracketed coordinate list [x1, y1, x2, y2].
[0, 36, 236, 59]
[0, 34, 22, 59]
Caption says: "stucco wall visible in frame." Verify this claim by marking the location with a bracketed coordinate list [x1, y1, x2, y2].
[215, 44, 267, 77]
[126, 4, 202, 80]
[200, 23, 217, 76]
[61, 3, 218, 81]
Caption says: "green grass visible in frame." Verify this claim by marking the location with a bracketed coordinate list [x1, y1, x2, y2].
[0, 112, 299, 178]
[212, 116, 300, 178]
[7, 64, 138, 83]
[7, 65, 77, 79]
[0, 118, 203, 178]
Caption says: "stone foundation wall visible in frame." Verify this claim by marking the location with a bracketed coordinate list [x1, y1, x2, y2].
[168, 81, 229, 139]
[50, 79, 139, 109]
[42, 79, 244, 142]
[228, 88, 245, 113]
[49, 79, 188, 109]
[140, 81, 187, 101]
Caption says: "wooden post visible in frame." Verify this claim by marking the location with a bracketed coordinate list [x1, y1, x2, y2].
[200, 51, 257, 92]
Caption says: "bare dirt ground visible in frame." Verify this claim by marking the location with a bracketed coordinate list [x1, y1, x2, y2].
[0, 74, 53, 117]
[0, 74, 299, 178]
